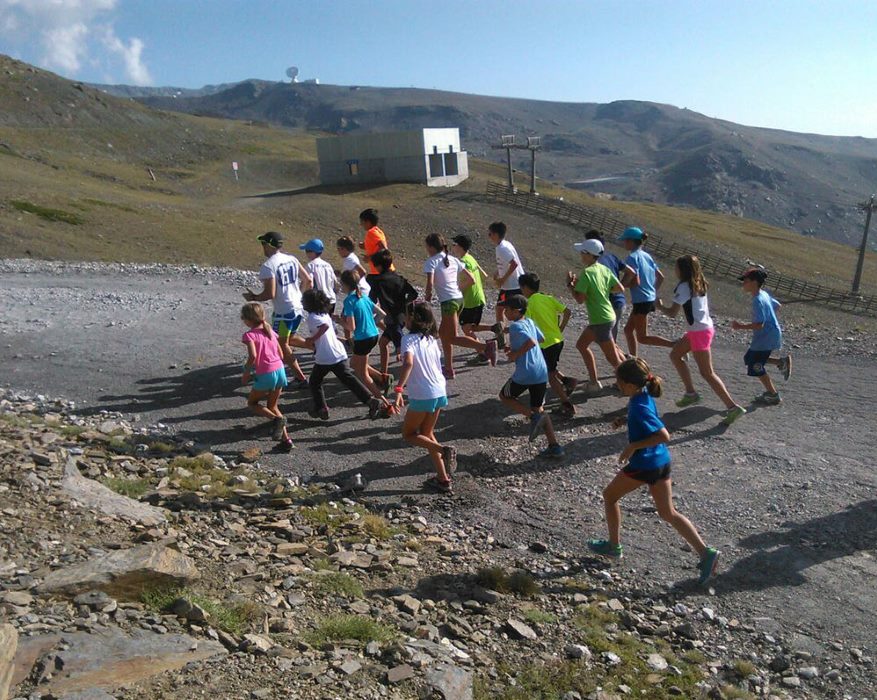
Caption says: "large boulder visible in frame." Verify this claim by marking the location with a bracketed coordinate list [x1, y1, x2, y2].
[61, 457, 166, 526]
[36, 543, 199, 600]
[0, 624, 17, 700]
[12, 628, 225, 696]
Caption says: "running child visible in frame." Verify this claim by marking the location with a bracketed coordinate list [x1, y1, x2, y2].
[567, 239, 626, 394]
[300, 238, 338, 314]
[451, 234, 505, 365]
[731, 267, 791, 405]
[497, 294, 565, 458]
[290, 289, 384, 420]
[657, 255, 747, 425]
[394, 302, 456, 493]
[339, 269, 394, 408]
[518, 272, 577, 417]
[423, 233, 498, 378]
[367, 249, 418, 376]
[617, 227, 674, 357]
[240, 302, 292, 449]
[587, 358, 720, 585]
[337, 236, 370, 296]
[488, 222, 525, 329]
[359, 208, 392, 274]
[585, 229, 633, 342]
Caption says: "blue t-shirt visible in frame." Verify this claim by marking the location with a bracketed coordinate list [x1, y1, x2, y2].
[627, 389, 671, 471]
[749, 289, 782, 351]
[342, 293, 379, 341]
[509, 317, 548, 385]
[598, 252, 627, 307]
[624, 248, 659, 304]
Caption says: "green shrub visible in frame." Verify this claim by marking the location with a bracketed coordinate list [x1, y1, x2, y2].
[141, 586, 260, 635]
[523, 608, 557, 625]
[100, 476, 150, 499]
[10, 199, 83, 224]
[306, 614, 394, 647]
[310, 572, 363, 599]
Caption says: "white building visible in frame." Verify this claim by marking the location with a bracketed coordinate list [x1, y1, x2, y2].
[316, 128, 469, 187]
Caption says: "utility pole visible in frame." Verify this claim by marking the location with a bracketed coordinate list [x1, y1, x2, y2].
[491, 135, 516, 191]
[852, 194, 875, 294]
[491, 134, 542, 194]
[526, 136, 541, 194]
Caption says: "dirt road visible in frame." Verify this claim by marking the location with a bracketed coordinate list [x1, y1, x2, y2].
[2, 259, 875, 680]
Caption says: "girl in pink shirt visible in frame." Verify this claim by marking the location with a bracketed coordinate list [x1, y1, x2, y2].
[241, 302, 292, 448]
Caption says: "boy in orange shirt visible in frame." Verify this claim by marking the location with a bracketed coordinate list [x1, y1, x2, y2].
[359, 208, 394, 274]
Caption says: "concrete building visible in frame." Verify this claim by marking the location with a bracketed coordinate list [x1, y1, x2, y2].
[316, 128, 469, 187]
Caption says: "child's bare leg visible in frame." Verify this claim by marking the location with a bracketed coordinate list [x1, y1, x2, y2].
[599, 340, 623, 368]
[670, 338, 696, 394]
[247, 390, 276, 420]
[693, 350, 737, 408]
[266, 389, 283, 417]
[602, 472, 643, 545]
[640, 317, 675, 348]
[500, 393, 531, 418]
[420, 410, 449, 481]
[540, 411, 559, 444]
[352, 355, 385, 400]
[279, 336, 307, 381]
[758, 373, 778, 395]
[401, 411, 448, 481]
[624, 315, 640, 357]
[649, 479, 707, 557]
[379, 337, 391, 375]
[439, 316, 455, 372]
[549, 372, 569, 403]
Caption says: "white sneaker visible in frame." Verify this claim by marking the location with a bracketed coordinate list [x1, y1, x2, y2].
[584, 379, 603, 396]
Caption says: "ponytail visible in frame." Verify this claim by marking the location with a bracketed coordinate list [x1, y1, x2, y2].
[240, 302, 272, 338]
[617, 357, 663, 398]
[442, 244, 450, 268]
[424, 233, 450, 267]
[340, 269, 362, 298]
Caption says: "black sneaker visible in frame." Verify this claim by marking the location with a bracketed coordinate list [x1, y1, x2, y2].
[779, 355, 792, 381]
[308, 406, 330, 420]
[368, 397, 383, 420]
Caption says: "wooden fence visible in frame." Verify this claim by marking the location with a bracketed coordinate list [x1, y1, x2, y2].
[485, 181, 877, 317]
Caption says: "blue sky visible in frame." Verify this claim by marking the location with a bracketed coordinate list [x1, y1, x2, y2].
[1, 0, 875, 137]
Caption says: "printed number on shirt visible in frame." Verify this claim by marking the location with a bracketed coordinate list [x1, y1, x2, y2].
[276, 263, 296, 288]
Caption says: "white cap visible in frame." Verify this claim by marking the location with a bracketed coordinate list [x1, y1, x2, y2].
[574, 239, 604, 256]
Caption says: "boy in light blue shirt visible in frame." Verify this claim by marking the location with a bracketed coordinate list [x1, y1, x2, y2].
[497, 294, 564, 458]
[731, 268, 791, 405]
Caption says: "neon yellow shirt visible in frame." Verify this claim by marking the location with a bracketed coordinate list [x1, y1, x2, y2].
[460, 253, 486, 309]
[525, 292, 566, 348]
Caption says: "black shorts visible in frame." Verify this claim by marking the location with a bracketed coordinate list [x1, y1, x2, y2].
[498, 289, 522, 304]
[382, 318, 403, 350]
[631, 301, 656, 315]
[459, 304, 484, 326]
[500, 378, 547, 409]
[352, 335, 379, 356]
[541, 342, 563, 373]
[623, 464, 671, 484]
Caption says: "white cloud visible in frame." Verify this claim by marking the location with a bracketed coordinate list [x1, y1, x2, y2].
[0, 0, 153, 84]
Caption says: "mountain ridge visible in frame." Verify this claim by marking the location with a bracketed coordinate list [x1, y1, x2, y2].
[94, 78, 877, 248]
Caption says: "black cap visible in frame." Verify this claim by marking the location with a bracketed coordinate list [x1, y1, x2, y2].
[497, 293, 528, 312]
[451, 234, 472, 251]
[257, 231, 283, 248]
[739, 267, 767, 284]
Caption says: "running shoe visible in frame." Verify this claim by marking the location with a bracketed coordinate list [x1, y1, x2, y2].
[368, 397, 383, 420]
[423, 476, 452, 493]
[675, 392, 701, 408]
[561, 376, 579, 397]
[271, 416, 287, 441]
[779, 355, 792, 381]
[698, 547, 720, 584]
[754, 392, 782, 406]
[443, 367, 456, 380]
[553, 401, 576, 418]
[539, 443, 565, 459]
[491, 322, 506, 350]
[466, 353, 489, 366]
[442, 445, 458, 475]
[307, 406, 330, 421]
[293, 378, 310, 391]
[485, 339, 498, 367]
[279, 436, 293, 451]
[587, 539, 623, 558]
[528, 412, 547, 442]
[721, 405, 747, 426]
[584, 379, 603, 396]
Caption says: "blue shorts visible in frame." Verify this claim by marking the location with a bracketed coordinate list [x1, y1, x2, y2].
[272, 313, 302, 338]
[744, 349, 773, 377]
[253, 368, 288, 391]
[408, 395, 449, 413]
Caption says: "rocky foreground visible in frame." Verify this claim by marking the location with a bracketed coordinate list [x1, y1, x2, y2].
[0, 389, 871, 700]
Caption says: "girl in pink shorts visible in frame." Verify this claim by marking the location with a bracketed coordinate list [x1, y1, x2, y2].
[657, 256, 746, 426]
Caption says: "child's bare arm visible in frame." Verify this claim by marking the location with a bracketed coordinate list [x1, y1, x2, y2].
[559, 308, 572, 333]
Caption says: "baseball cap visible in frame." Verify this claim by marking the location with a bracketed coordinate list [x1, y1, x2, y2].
[451, 234, 472, 251]
[497, 293, 528, 312]
[574, 239, 604, 256]
[617, 226, 644, 242]
[256, 231, 283, 248]
[299, 238, 325, 253]
[739, 267, 767, 284]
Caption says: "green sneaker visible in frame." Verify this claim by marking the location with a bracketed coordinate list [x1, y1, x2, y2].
[779, 355, 792, 381]
[721, 405, 747, 426]
[587, 539, 623, 558]
[675, 392, 701, 408]
[698, 547, 720, 584]
[754, 392, 781, 406]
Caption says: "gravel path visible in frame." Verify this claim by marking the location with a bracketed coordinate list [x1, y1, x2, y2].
[2, 259, 875, 672]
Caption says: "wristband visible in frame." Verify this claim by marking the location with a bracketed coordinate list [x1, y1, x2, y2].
[394, 385, 405, 393]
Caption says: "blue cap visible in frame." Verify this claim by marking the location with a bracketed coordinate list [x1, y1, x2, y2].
[299, 238, 324, 253]
[617, 226, 644, 242]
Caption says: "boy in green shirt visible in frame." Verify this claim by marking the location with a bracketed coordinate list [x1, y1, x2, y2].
[567, 239, 626, 393]
[519, 272, 578, 417]
[452, 235, 505, 365]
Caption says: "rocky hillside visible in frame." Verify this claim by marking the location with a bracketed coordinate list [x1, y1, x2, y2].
[2, 390, 869, 699]
[97, 78, 877, 248]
